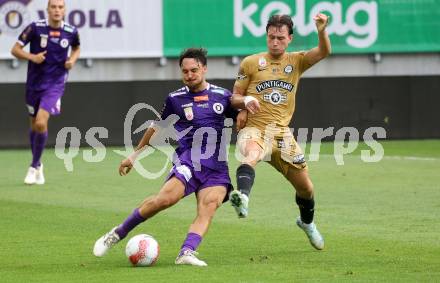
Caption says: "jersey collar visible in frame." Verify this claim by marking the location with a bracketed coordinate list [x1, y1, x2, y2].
[266, 52, 288, 63]
[185, 83, 210, 94]
[45, 19, 65, 29]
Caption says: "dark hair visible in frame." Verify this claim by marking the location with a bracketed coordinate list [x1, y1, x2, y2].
[266, 14, 294, 35]
[179, 48, 208, 67]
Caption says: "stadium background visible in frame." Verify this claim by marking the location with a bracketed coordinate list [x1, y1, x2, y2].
[1, 0, 439, 147]
[1, 1, 440, 282]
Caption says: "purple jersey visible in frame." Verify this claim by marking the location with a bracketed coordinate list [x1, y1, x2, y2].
[18, 19, 80, 92]
[160, 83, 236, 171]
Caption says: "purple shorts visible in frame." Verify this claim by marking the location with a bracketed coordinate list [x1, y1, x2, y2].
[26, 88, 64, 117]
[167, 164, 233, 203]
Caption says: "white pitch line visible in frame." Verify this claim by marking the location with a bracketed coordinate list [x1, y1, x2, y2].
[382, 156, 439, 161]
[308, 154, 439, 162]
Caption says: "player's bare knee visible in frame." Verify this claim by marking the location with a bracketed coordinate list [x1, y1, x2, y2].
[242, 155, 259, 168]
[208, 197, 222, 210]
[34, 120, 47, 133]
[241, 142, 261, 166]
[200, 196, 222, 215]
[295, 185, 314, 199]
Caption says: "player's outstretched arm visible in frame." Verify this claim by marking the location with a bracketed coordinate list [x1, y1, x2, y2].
[65, 46, 80, 70]
[11, 42, 46, 64]
[119, 127, 156, 176]
[303, 13, 331, 70]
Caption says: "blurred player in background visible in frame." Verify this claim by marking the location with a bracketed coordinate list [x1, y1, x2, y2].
[230, 14, 331, 250]
[11, 0, 80, 185]
[93, 48, 237, 266]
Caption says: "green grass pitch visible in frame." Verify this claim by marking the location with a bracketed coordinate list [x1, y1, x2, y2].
[0, 140, 439, 282]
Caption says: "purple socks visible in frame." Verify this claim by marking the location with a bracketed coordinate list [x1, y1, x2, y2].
[29, 130, 36, 156]
[30, 131, 48, 168]
[115, 208, 146, 240]
[179, 232, 202, 255]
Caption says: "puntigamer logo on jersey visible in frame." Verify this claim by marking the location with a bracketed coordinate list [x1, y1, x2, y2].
[234, 0, 378, 48]
[256, 80, 293, 93]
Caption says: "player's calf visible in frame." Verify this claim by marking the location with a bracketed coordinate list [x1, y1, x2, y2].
[236, 164, 255, 197]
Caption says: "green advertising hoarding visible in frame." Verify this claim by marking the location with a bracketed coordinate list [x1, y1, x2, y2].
[164, 0, 440, 56]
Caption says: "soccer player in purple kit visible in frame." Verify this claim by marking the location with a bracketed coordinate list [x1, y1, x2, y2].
[93, 48, 236, 267]
[11, 0, 80, 185]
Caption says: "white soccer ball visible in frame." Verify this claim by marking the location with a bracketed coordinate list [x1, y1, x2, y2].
[125, 234, 160, 266]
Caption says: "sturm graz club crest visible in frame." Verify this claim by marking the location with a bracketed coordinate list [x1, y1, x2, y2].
[263, 90, 287, 105]
[0, 0, 32, 36]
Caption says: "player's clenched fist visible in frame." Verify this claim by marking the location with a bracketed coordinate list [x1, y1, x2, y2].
[31, 50, 47, 64]
[65, 59, 75, 70]
[119, 158, 133, 176]
[313, 13, 329, 32]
